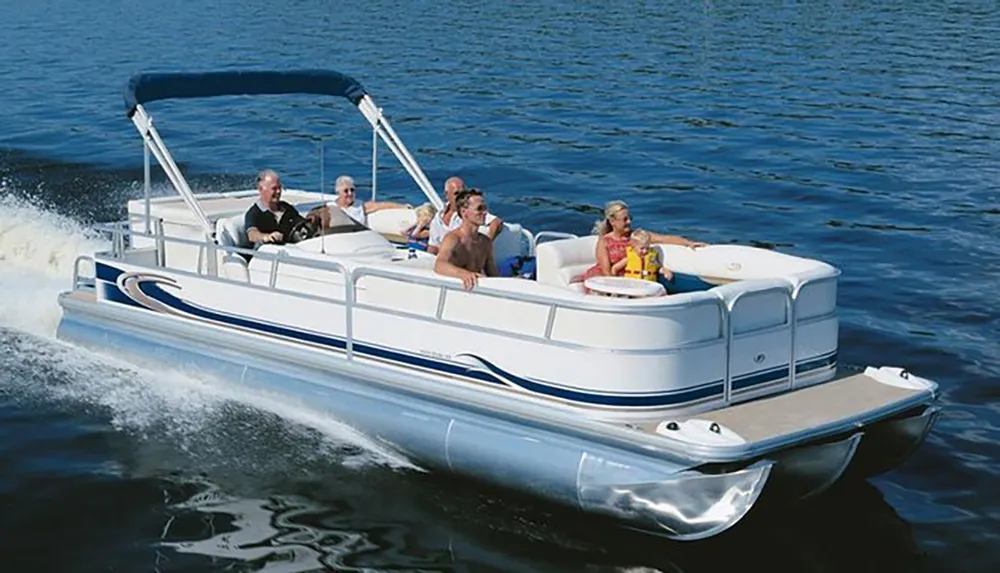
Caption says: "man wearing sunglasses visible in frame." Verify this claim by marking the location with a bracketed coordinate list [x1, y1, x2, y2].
[433, 188, 499, 290]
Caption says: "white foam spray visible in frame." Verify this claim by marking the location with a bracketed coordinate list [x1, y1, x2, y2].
[2, 327, 420, 472]
[0, 189, 420, 473]
[0, 193, 107, 336]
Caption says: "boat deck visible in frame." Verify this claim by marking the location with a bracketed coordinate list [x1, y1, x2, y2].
[645, 372, 923, 443]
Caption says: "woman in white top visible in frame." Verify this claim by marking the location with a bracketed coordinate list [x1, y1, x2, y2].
[332, 175, 409, 225]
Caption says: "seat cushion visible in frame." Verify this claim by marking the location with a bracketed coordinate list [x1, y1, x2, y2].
[535, 235, 599, 286]
[215, 214, 248, 248]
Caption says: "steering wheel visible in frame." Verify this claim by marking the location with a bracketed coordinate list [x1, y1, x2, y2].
[288, 217, 320, 244]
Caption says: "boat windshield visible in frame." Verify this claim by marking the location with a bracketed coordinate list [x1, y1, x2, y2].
[321, 204, 371, 236]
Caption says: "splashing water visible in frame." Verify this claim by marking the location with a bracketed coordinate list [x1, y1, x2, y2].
[0, 193, 107, 336]
[0, 327, 421, 473]
[0, 190, 420, 475]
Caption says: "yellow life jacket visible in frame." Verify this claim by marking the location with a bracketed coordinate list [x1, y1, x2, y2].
[623, 246, 660, 281]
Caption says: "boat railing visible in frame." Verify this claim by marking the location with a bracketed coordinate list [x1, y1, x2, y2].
[89, 220, 730, 344]
[86, 220, 835, 393]
[348, 266, 729, 354]
[95, 220, 728, 314]
[529, 231, 579, 254]
[72, 255, 96, 291]
[721, 285, 793, 404]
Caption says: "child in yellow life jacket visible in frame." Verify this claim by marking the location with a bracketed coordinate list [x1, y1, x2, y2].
[623, 230, 673, 287]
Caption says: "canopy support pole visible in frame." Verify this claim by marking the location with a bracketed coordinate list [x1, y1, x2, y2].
[358, 96, 442, 211]
[130, 104, 214, 240]
[143, 131, 151, 234]
[371, 106, 379, 202]
[320, 139, 327, 255]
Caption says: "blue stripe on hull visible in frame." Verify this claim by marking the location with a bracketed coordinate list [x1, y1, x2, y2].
[98, 280, 146, 309]
[730, 349, 838, 392]
[93, 262, 836, 408]
[797, 351, 838, 373]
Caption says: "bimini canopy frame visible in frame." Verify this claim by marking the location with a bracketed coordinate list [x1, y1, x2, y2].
[124, 69, 444, 239]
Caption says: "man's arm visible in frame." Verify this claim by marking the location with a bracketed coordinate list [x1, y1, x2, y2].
[434, 233, 478, 290]
[426, 214, 445, 255]
[484, 213, 503, 240]
[245, 207, 282, 244]
[245, 209, 267, 243]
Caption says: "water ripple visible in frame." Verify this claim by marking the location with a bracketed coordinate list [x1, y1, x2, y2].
[1, 0, 999, 570]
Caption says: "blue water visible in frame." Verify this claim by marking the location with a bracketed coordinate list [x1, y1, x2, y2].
[1, 1, 998, 571]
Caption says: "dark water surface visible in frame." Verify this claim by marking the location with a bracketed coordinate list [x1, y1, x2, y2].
[1, 1, 998, 571]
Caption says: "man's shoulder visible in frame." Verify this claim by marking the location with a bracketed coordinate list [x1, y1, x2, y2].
[440, 226, 462, 243]
[244, 202, 264, 224]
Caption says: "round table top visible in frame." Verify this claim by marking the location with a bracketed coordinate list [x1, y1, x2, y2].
[584, 275, 666, 298]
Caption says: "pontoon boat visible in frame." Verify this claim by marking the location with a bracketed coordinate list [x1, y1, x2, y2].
[55, 70, 941, 540]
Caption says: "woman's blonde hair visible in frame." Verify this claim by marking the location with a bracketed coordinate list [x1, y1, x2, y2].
[592, 200, 629, 235]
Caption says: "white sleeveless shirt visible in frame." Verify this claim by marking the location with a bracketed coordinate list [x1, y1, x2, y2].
[339, 202, 367, 225]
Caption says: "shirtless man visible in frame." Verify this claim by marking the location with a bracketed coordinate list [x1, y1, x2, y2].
[433, 189, 499, 290]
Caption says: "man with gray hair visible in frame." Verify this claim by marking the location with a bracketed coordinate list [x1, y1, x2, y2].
[427, 175, 503, 255]
[244, 169, 305, 245]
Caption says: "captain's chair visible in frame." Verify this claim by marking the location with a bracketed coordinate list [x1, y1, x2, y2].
[215, 215, 250, 282]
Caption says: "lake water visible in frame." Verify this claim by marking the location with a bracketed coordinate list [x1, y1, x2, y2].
[1, 1, 998, 571]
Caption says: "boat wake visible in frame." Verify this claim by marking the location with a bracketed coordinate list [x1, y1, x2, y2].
[0, 326, 421, 473]
[0, 192, 420, 475]
[0, 193, 106, 337]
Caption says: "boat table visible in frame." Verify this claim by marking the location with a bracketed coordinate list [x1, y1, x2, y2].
[584, 276, 666, 298]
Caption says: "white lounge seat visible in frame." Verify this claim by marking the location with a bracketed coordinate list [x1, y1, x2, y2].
[535, 235, 599, 288]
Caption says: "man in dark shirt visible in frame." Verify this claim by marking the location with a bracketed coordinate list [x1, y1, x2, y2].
[244, 169, 304, 246]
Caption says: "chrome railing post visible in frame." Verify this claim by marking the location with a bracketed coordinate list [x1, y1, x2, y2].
[268, 250, 284, 288]
[788, 287, 798, 389]
[71, 255, 95, 290]
[345, 268, 355, 360]
[543, 305, 557, 339]
[723, 297, 735, 405]
[154, 218, 165, 267]
[435, 288, 447, 320]
[113, 224, 125, 259]
[785, 291, 795, 390]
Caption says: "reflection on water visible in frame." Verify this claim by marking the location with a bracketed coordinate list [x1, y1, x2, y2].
[156, 470, 926, 573]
